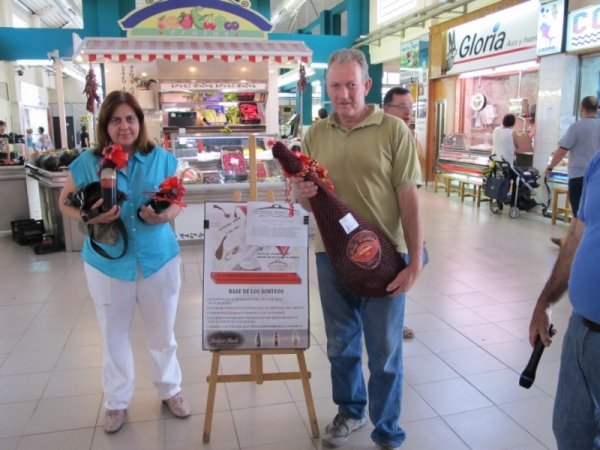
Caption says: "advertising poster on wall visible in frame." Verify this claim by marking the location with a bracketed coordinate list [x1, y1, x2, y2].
[202, 201, 310, 350]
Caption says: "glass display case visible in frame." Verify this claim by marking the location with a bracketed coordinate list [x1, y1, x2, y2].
[169, 133, 289, 242]
[170, 133, 283, 184]
[437, 133, 493, 175]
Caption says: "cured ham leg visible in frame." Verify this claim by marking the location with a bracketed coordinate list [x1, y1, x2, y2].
[272, 141, 406, 297]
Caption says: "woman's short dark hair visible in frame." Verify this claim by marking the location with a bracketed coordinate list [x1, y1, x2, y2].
[95, 90, 154, 155]
[502, 114, 516, 128]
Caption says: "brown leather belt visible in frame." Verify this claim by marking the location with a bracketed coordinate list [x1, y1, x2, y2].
[582, 317, 600, 332]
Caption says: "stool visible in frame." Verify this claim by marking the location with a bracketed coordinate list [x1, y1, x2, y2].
[551, 187, 572, 224]
[446, 174, 461, 197]
[434, 173, 448, 193]
[459, 178, 489, 207]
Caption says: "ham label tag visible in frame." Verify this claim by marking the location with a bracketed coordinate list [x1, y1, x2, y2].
[339, 213, 359, 234]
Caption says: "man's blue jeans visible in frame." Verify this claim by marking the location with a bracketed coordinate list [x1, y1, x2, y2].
[553, 312, 600, 449]
[316, 252, 407, 448]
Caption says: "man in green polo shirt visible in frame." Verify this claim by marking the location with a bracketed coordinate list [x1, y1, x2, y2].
[290, 48, 424, 450]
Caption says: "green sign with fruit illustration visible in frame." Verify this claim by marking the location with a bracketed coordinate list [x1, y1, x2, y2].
[120, 0, 272, 38]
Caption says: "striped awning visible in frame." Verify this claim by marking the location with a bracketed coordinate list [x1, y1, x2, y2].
[74, 37, 311, 64]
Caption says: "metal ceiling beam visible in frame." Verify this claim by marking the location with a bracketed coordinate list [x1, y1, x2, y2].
[352, 0, 477, 48]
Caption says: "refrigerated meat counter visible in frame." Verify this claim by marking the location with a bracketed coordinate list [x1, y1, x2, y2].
[25, 163, 85, 252]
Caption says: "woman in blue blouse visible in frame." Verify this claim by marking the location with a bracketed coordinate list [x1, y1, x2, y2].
[59, 91, 190, 434]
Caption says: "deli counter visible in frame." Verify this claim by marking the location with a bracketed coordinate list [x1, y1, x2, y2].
[23, 134, 289, 249]
[170, 133, 287, 242]
[0, 165, 29, 232]
[437, 133, 493, 176]
[25, 163, 85, 252]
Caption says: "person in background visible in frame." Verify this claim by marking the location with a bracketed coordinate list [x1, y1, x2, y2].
[26, 128, 34, 149]
[383, 87, 413, 128]
[58, 91, 191, 434]
[492, 113, 517, 164]
[290, 48, 424, 450]
[0, 120, 9, 156]
[547, 96, 600, 246]
[80, 124, 90, 148]
[528, 150, 600, 449]
[35, 126, 53, 151]
[0, 120, 9, 139]
[383, 86, 418, 341]
[317, 107, 329, 120]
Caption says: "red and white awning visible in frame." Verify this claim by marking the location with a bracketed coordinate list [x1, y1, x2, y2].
[75, 37, 311, 64]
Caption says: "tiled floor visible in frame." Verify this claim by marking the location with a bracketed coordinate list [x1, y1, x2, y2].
[0, 187, 571, 450]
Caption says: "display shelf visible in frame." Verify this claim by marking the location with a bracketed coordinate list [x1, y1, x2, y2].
[437, 133, 493, 176]
[162, 125, 266, 134]
[171, 133, 281, 184]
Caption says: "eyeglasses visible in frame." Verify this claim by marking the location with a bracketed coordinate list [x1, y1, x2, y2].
[386, 104, 412, 110]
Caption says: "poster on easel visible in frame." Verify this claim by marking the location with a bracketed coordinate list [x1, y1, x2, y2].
[202, 201, 310, 350]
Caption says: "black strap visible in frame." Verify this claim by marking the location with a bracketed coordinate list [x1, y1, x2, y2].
[88, 219, 128, 260]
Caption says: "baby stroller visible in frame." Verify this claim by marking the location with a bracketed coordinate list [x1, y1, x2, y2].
[483, 155, 549, 219]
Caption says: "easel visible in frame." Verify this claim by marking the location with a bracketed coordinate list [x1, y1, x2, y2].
[202, 348, 319, 442]
[202, 135, 320, 443]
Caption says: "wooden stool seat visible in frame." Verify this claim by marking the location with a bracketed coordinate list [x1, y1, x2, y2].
[551, 187, 572, 224]
[461, 179, 490, 207]
[445, 174, 462, 197]
[434, 173, 449, 193]
[435, 173, 490, 207]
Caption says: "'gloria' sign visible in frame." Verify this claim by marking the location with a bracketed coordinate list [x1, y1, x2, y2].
[445, 1, 538, 75]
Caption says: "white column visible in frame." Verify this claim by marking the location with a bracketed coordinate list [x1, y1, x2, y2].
[0, 0, 11, 27]
[533, 53, 579, 173]
[50, 51, 69, 149]
[266, 62, 279, 135]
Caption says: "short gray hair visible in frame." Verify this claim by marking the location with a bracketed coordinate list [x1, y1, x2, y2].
[328, 49, 369, 82]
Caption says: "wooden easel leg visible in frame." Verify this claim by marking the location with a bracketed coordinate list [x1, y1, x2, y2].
[203, 349, 319, 441]
[254, 354, 264, 384]
[296, 350, 320, 438]
[203, 351, 221, 443]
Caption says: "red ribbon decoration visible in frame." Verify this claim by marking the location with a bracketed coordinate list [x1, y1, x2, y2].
[151, 176, 187, 208]
[101, 144, 128, 169]
[280, 152, 334, 191]
[279, 151, 334, 216]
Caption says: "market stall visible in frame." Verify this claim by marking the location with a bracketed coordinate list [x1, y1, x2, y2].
[71, 0, 311, 243]
[428, 0, 541, 180]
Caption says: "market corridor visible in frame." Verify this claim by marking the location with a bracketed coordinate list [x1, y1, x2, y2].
[0, 187, 569, 450]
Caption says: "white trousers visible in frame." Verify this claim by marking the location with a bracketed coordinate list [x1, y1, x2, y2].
[84, 257, 183, 410]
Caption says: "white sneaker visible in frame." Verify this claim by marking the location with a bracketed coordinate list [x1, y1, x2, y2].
[322, 413, 368, 448]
